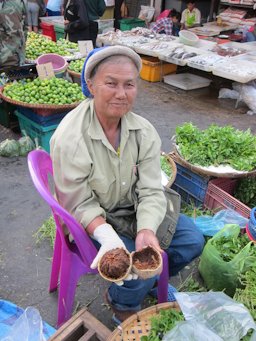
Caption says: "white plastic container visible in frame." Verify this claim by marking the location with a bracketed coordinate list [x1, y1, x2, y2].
[163, 73, 211, 90]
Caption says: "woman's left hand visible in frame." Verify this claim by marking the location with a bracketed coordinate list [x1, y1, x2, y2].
[135, 229, 162, 253]
[64, 19, 70, 24]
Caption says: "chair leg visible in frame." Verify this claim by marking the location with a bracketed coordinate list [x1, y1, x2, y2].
[157, 251, 169, 303]
[49, 230, 61, 292]
[57, 255, 81, 327]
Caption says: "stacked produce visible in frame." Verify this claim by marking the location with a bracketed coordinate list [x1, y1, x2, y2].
[68, 58, 85, 74]
[3, 78, 84, 105]
[0, 131, 35, 157]
[175, 123, 256, 171]
[25, 32, 69, 60]
[56, 38, 78, 51]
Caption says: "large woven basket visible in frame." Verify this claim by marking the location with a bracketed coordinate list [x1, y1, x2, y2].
[161, 152, 177, 188]
[170, 148, 256, 179]
[0, 86, 82, 116]
[107, 302, 180, 341]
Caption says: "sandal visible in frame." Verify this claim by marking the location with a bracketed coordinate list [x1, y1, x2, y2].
[149, 283, 177, 302]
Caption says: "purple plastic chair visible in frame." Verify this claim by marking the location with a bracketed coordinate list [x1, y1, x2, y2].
[27, 149, 169, 326]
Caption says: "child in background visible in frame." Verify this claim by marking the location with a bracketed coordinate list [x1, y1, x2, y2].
[151, 9, 181, 36]
[180, 0, 201, 29]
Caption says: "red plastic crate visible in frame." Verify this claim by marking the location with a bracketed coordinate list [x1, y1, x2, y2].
[40, 22, 56, 42]
[204, 178, 251, 218]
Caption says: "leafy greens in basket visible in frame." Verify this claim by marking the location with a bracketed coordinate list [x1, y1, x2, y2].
[175, 123, 256, 171]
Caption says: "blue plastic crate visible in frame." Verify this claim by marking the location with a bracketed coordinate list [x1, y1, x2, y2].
[171, 163, 211, 207]
[17, 106, 68, 126]
[14, 110, 58, 153]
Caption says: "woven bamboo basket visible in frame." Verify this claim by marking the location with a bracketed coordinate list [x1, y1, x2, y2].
[0, 86, 83, 116]
[67, 69, 81, 85]
[161, 152, 177, 188]
[107, 302, 181, 341]
[170, 147, 256, 179]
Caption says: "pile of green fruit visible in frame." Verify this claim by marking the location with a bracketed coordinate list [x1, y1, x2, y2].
[26, 32, 69, 60]
[57, 38, 79, 51]
[3, 78, 85, 105]
[68, 58, 85, 74]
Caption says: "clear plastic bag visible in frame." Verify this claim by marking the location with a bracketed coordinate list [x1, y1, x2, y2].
[162, 320, 222, 341]
[1, 307, 46, 341]
[174, 292, 256, 341]
[218, 88, 239, 100]
[194, 208, 248, 236]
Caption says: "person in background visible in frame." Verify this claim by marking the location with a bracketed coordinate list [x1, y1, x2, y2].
[64, 0, 90, 43]
[151, 9, 181, 36]
[27, 0, 45, 32]
[46, 0, 63, 16]
[0, 0, 27, 68]
[180, 0, 201, 30]
[85, 0, 106, 47]
[246, 24, 256, 42]
[50, 45, 205, 324]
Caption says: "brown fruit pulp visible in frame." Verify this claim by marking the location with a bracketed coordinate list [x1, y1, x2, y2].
[99, 248, 130, 280]
[133, 246, 160, 270]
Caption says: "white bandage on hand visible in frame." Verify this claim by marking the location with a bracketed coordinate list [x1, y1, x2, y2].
[90, 223, 138, 285]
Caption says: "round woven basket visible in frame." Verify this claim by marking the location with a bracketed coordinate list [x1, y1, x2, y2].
[161, 152, 177, 187]
[170, 147, 256, 179]
[0, 86, 82, 115]
[107, 302, 180, 341]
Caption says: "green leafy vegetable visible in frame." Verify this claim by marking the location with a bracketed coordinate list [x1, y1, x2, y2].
[234, 178, 256, 208]
[175, 123, 256, 171]
[160, 155, 172, 177]
[141, 309, 184, 341]
[211, 233, 255, 262]
[33, 216, 56, 248]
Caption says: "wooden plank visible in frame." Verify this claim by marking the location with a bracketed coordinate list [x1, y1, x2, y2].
[49, 308, 112, 341]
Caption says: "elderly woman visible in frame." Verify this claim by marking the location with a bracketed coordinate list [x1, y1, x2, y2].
[50, 46, 204, 324]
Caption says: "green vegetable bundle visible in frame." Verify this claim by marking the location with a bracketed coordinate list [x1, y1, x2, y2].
[141, 309, 184, 341]
[0, 139, 20, 157]
[199, 224, 256, 297]
[234, 177, 256, 208]
[234, 268, 256, 321]
[175, 123, 256, 171]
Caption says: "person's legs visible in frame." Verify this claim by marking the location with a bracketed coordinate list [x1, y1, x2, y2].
[89, 21, 99, 47]
[166, 214, 205, 276]
[246, 32, 256, 42]
[27, 2, 33, 32]
[30, 2, 40, 32]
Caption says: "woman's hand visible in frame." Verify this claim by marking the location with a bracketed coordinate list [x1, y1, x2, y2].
[64, 19, 70, 25]
[135, 229, 162, 253]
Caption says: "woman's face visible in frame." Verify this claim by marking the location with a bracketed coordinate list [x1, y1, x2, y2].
[87, 57, 139, 121]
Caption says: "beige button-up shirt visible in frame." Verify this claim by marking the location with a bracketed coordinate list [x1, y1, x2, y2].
[50, 99, 167, 235]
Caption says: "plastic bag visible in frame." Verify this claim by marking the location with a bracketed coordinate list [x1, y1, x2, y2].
[240, 83, 256, 115]
[198, 224, 256, 296]
[194, 208, 248, 236]
[18, 130, 35, 157]
[174, 292, 256, 341]
[138, 5, 155, 23]
[163, 320, 222, 341]
[1, 307, 46, 341]
[0, 139, 20, 157]
[218, 88, 240, 99]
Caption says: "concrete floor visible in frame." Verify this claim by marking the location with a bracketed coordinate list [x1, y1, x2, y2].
[0, 76, 255, 334]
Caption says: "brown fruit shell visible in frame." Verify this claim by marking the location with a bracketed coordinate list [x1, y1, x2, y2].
[98, 248, 132, 283]
[131, 246, 163, 280]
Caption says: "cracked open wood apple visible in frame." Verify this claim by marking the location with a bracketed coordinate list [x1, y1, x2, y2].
[98, 248, 132, 283]
[132, 246, 163, 279]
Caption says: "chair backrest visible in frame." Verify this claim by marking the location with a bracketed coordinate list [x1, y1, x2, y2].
[27, 149, 97, 268]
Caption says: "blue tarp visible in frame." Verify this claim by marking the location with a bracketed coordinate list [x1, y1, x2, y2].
[0, 300, 56, 340]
